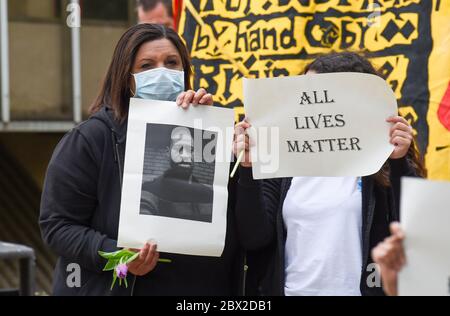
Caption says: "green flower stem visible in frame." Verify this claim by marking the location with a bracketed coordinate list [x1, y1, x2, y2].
[125, 252, 140, 264]
[99, 249, 172, 290]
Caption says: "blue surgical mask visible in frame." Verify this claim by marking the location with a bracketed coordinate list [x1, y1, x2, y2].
[133, 67, 185, 102]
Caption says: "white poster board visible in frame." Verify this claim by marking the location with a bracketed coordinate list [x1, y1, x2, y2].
[399, 177, 450, 296]
[243, 72, 397, 179]
[117, 98, 235, 257]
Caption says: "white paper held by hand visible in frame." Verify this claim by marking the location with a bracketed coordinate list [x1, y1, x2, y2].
[243, 72, 398, 179]
[117, 98, 235, 257]
[399, 177, 450, 296]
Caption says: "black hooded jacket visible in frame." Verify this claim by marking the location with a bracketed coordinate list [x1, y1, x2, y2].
[39, 106, 245, 296]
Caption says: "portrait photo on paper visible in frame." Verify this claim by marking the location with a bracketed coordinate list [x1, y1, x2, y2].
[139, 123, 217, 223]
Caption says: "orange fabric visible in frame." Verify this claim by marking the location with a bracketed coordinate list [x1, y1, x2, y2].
[438, 81, 450, 131]
[172, 0, 183, 30]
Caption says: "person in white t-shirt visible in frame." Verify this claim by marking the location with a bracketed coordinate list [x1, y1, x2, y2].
[234, 52, 426, 296]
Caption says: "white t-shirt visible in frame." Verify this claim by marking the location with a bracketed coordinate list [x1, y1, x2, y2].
[283, 177, 363, 296]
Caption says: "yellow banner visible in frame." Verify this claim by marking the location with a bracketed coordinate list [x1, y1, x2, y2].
[179, 0, 450, 180]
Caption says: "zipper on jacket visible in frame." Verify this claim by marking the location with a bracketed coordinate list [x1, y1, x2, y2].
[130, 275, 137, 296]
[242, 255, 248, 296]
[111, 129, 123, 186]
[112, 129, 137, 296]
[277, 178, 291, 295]
[111, 132, 118, 162]
[361, 177, 376, 296]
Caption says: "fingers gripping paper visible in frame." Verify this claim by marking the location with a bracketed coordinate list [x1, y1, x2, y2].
[243, 72, 398, 179]
[117, 98, 235, 257]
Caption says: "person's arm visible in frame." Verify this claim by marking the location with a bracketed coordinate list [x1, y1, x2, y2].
[234, 167, 280, 250]
[387, 115, 421, 219]
[232, 120, 279, 251]
[387, 115, 419, 177]
[372, 222, 406, 296]
[39, 128, 118, 274]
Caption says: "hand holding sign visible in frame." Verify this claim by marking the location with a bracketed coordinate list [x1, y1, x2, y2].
[243, 72, 399, 179]
[387, 116, 414, 159]
[176, 88, 214, 109]
[372, 222, 407, 296]
[233, 120, 252, 168]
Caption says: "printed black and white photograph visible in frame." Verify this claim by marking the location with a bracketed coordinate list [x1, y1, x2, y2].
[139, 123, 217, 223]
[118, 99, 234, 256]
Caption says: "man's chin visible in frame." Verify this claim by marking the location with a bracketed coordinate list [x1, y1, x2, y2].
[172, 164, 193, 176]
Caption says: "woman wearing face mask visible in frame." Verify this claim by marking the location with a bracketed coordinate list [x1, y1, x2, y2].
[233, 52, 426, 296]
[40, 24, 245, 296]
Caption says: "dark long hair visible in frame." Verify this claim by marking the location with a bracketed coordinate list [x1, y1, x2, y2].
[90, 23, 192, 121]
[304, 52, 426, 186]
